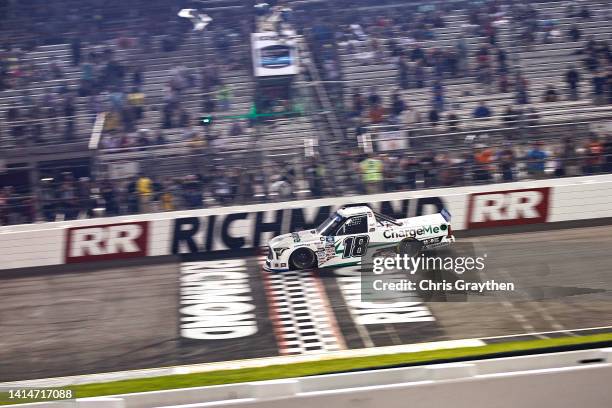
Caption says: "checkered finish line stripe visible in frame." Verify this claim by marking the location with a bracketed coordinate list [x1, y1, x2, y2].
[260, 257, 345, 355]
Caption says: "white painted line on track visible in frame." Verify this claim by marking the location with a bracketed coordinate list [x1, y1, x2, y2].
[480, 325, 612, 341]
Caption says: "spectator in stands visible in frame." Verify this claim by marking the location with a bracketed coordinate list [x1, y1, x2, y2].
[136, 130, 150, 147]
[542, 85, 559, 102]
[360, 154, 383, 194]
[568, 24, 581, 42]
[502, 105, 520, 126]
[496, 47, 508, 74]
[229, 121, 243, 137]
[456, 37, 469, 74]
[579, 5, 591, 20]
[447, 48, 459, 78]
[77, 178, 94, 218]
[58, 173, 77, 220]
[351, 88, 365, 117]
[420, 151, 438, 187]
[49, 58, 64, 79]
[592, 69, 607, 105]
[414, 61, 425, 88]
[555, 137, 578, 176]
[398, 55, 410, 89]
[39, 179, 56, 222]
[132, 65, 144, 91]
[101, 180, 119, 216]
[305, 157, 325, 198]
[367, 86, 381, 107]
[438, 154, 460, 186]
[432, 80, 445, 112]
[515, 73, 530, 104]
[136, 173, 153, 213]
[182, 175, 203, 209]
[202, 95, 216, 114]
[369, 103, 385, 124]
[565, 66, 580, 100]
[473, 145, 493, 182]
[526, 141, 548, 178]
[410, 44, 426, 63]
[446, 111, 460, 133]
[1, 186, 17, 225]
[608, 67, 612, 104]
[158, 179, 174, 211]
[382, 155, 400, 192]
[154, 131, 167, 146]
[526, 107, 541, 127]
[161, 100, 174, 129]
[498, 144, 516, 182]
[428, 108, 440, 127]
[390, 93, 405, 121]
[604, 135, 612, 173]
[400, 156, 419, 190]
[473, 101, 492, 119]
[583, 135, 603, 174]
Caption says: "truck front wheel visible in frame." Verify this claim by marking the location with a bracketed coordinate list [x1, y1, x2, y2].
[290, 248, 316, 270]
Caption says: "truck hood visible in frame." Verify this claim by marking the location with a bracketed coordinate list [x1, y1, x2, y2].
[269, 230, 320, 247]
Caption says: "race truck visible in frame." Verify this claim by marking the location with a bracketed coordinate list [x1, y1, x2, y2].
[265, 205, 455, 271]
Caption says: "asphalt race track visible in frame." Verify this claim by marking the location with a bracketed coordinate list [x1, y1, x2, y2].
[1, 226, 612, 382]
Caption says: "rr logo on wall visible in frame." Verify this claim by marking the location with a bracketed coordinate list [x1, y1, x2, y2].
[467, 188, 551, 229]
[65, 222, 149, 263]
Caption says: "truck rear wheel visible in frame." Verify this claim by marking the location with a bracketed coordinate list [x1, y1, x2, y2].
[398, 239, 423, 258]
[290, 248, 316, 270]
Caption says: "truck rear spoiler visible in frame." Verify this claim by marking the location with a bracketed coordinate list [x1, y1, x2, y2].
[440, 208, 451, 222]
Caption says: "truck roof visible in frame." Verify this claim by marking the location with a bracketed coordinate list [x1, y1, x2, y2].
[337, 205, 371, 217]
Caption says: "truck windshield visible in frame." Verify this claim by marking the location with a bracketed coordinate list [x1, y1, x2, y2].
[316, 213, 344, 236]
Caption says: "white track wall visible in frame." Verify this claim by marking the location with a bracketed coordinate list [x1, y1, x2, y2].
[2, 174, 612, 270]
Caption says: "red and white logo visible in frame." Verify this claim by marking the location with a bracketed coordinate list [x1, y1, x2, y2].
[65, 221, 149, 263]
[467, 188, 550, 229]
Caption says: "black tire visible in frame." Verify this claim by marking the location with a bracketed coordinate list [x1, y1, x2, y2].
[290, 248, 316, 270]
[398, 239, 423, 257]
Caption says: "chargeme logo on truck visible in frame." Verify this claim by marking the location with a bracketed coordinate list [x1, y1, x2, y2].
[180, 259, 258, 340]
[65, 221, 149, 263]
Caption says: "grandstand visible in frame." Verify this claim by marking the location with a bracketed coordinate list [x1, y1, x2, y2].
[0, 0, 610, 225]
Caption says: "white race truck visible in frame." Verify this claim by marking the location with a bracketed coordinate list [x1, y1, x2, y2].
[265, 205, 455, 271]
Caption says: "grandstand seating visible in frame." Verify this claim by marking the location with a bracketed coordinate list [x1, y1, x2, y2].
[337, 0, 611, 135]
[0, 0, 610, 225]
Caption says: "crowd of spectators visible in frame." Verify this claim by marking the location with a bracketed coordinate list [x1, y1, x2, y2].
[1, 0, 250, 149]
[2, 133, 611, 225]
[343, 133, 612, 196]
[0, 156, 326, 224]
[302, 0, 611, 142]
